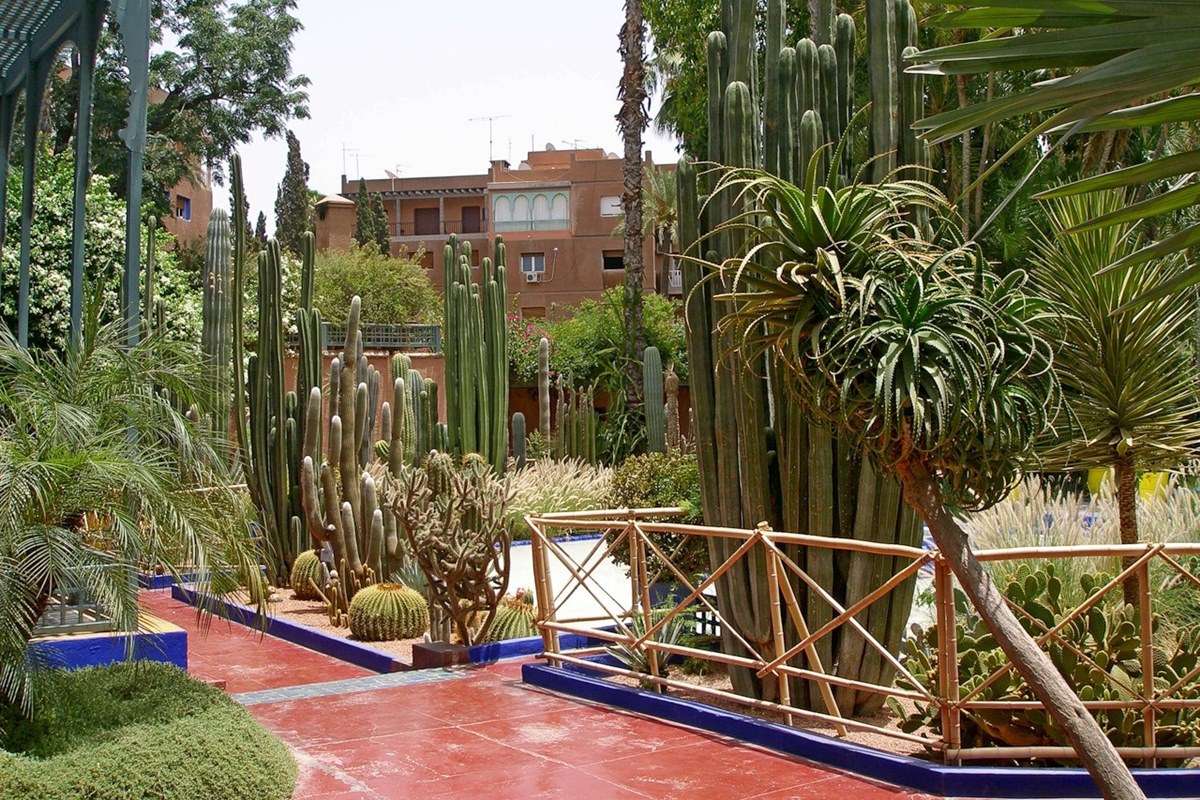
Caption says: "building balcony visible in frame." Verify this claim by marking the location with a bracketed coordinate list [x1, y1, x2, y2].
[494, 219, 570, 233]
[391, 219, 487, 241]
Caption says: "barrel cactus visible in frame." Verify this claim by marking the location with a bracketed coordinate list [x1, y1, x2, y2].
[289, 549, 329, 601]
[348, 583, 430, 641]
[485, 591, 538, 642]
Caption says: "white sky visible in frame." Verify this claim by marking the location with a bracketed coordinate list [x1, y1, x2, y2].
[237, 0, 680, 233]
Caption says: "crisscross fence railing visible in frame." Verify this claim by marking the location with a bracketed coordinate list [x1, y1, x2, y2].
[526, 508, 1200, 767]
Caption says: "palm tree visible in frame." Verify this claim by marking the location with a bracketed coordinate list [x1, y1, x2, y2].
[614, 165, 679, 295]
[1030, 190, 1200, 604]
[0, 307, 261, 720]
[619, 0, 649, 401]
[713, 165, 1143, 800]
[911, 2, 1200, 296]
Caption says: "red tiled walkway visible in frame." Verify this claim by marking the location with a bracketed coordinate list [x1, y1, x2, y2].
[141, 590, 931, 800]
[140, 589, 370, 692]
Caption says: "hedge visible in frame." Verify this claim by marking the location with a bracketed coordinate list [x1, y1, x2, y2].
[0, 662, 296, 800]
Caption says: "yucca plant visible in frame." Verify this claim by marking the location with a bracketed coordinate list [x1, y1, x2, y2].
[0, 306, 261, 724]
[911, 2, 1200, 301]
[709, 164, 1141, 797]
[1029, 189, 1200, 603]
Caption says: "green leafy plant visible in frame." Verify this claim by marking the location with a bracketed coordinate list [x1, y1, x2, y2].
[0, 663, 295, 800]
[0, 306, 259, 720]
[313, 246, 440, 327]
[608, 450, 706, 577]
[895, 564, 1200, 764]
[606, 605, 689, 685]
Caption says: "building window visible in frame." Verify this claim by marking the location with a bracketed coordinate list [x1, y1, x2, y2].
[493, 192, 569, 232]
[602, 250, 624, 270]
[521, 253, 546, 274]
[175, 195, 191, 221]
[600, 196, 623, 217]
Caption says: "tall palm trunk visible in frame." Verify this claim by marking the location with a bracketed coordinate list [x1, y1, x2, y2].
[619, 0, 648, 403]
[1114, 451, 1140, 606]
[899, 459, 1145, 800]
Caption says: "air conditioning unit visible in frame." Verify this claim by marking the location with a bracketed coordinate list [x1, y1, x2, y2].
[524, 272, 542, 284]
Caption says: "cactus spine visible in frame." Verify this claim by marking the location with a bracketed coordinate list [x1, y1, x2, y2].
[443, 235, 509, 471]
[677, 0, 923, 714]
[643, 346, 666, 453]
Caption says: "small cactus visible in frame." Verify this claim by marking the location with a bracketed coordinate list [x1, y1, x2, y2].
[485, 591, 538, 642]
[348, 583, 430, 641]
[289, 549, 329, 601]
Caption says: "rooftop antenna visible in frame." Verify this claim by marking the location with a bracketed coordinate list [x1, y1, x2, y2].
[468, 114, 510, 162]
[561, 138, 589, 150]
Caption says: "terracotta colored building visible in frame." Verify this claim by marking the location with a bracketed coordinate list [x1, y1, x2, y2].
[160, 167, 213, 245]
[314, 146, 679, 317]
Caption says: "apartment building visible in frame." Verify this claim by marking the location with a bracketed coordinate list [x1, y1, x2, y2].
[314, 146, 677, 317]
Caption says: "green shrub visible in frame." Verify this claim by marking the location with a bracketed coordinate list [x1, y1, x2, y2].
[0, 663, 296, 800]
[507, 311, 546, 384]
[607, 451, 705, 577]
[894, 564, 1200, 763]
[313, 246, 440, 328]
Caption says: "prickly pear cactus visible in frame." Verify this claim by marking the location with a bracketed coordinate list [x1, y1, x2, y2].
[289, 550, 329, 601]
[348, 583, 430, 641]
[894, 563, 1200, 761]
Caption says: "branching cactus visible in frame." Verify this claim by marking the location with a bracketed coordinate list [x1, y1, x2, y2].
[387, 452, 512, 646]
[675, 0, 923, 713]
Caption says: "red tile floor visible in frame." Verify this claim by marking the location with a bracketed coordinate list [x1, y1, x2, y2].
[141, 590, 937, 800]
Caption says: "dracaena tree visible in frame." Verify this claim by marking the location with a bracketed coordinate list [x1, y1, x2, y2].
[710, 165, 1144, 799]
[910, 1, 1200, 302]
[1029, 189, 1200, 604]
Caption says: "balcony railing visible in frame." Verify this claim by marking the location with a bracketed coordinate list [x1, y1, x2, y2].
[495, 218, 570, 233]
[392, 219, 485, 237]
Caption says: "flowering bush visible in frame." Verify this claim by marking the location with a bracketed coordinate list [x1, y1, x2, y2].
[1, 148, 200, 348]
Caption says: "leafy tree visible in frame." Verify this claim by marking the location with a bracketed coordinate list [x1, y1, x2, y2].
[42, 0, 308, 207]
[353, 179, 385, 252]
[1, 148, 201, 349]
[913, 1, 1200, 297]
[1030, 190, 1200, 604]
[273, 130, 311, 256]
[254, 211, 268, 244]
[0, 308, 259, 720]
[313, 247, 439, 327]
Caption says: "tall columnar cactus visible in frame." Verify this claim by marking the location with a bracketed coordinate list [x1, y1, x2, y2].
[538, 337, 551, 440]
[665, 366, 681, 451]
[511, 412, 527, 470]
[550, 379, 598, 464]
[443, 235, 509, 471]
[201, 209, 232, 425]
[677, 0, 923, 715]
[643, 346, 666, 453]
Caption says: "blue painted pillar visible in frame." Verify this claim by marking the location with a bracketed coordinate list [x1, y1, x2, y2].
[17, 60, 50, 348]
[116, 0, 151, 347]
[70, 4, 104, 341]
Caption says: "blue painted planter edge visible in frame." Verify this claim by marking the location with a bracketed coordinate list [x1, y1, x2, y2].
[172, 583, 403, 673]
[170, 584, 580, 672]
[137, 571, 199, 589]
[521, 662, 1200, 799]
[31, 627, 188, 672]
[510, 532, 605, 547]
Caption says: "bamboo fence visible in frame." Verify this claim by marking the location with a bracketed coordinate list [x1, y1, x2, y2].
[526, 507, 1200, 767]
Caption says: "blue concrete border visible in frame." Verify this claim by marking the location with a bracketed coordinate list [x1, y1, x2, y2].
[522, 662, 1200, 799]
[137, 571, 199, 589]
[171, 584, 585, 672]
[31, 626, 187, 672]
[172, 584, 404, 673]
[511, 532, 605, 547]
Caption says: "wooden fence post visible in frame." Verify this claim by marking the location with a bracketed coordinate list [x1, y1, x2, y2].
[935, 556, 961, 763]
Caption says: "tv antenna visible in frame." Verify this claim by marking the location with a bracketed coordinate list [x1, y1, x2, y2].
[469, 115, 510, 162]
[341, 143, 371, 179]
[561, 138, 589, 150]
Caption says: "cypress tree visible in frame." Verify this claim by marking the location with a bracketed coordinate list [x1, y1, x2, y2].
[274, 130, 312, 256]
[353, 178, 376, 250]
[254, 211, 268, 244]
[369, 192, 390, 256]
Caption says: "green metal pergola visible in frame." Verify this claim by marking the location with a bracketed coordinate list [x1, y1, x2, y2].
[0, 0, 150, 346]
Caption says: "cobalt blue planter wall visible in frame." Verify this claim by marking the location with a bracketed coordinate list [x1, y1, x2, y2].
[31, 626, 187, 672]
[522, 662, 1200, 799]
